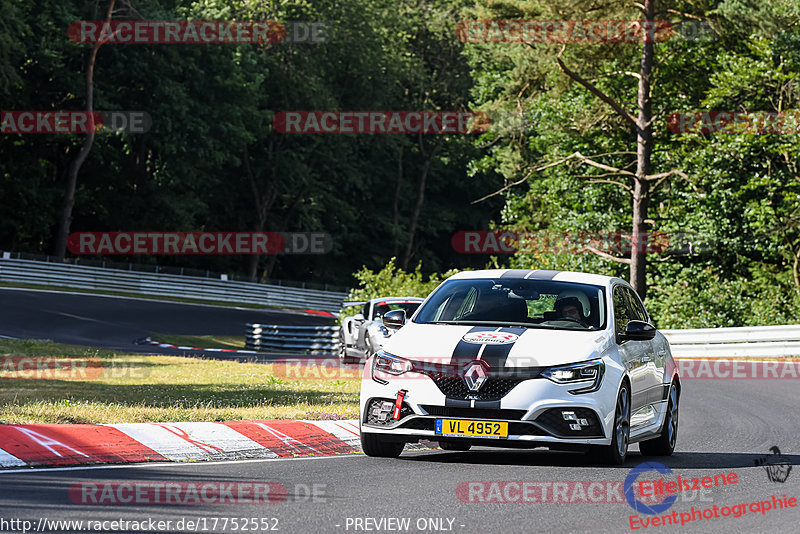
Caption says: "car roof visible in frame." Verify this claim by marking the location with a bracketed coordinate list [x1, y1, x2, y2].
[446, 269, 623, 288]
[370, 296, 425, 303]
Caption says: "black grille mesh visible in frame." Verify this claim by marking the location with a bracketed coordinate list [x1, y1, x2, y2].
[420, 405, 526, 420]
[427, 374, 527, 401]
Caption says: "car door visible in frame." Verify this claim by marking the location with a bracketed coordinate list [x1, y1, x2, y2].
[624, 287, 665, 406]
[355, 302, 371, 350]
[612, 285, 649, 412]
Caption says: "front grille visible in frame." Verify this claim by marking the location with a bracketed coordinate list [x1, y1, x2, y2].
[427, 374, 528, 401]
[365, 398, 414, 426]
[415, 362, 542, 401]
[420, 405, 527, 420]
[534, 407, 603, 438]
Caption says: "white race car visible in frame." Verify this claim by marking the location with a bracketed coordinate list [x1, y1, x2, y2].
[359, 269, 680, 464]
[339, 297, 424, 363]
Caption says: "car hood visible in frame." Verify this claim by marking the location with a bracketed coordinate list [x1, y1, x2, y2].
[382, 323, 613, 368]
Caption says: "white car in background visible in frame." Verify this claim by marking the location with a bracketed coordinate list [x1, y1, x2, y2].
[339, 297, 424, 363]
[359, 269, 680, 465]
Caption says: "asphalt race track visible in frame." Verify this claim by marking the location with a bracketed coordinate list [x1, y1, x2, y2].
[0, 379, 797, 533]
[0, 287, 331, 358]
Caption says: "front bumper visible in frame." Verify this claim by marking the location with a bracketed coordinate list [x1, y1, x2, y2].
[359, 356, 624, 447]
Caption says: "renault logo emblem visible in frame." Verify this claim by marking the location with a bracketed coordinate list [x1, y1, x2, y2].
[463, 361, 489, 392]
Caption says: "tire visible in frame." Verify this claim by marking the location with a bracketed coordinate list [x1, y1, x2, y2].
[339, 330, 357, 364]
[338, 330, 347, 362]
[639, 383, 678, 456]
[360, 432, 405, 458]
[439, 442, 471, 451]
[591, 383, 630, 465]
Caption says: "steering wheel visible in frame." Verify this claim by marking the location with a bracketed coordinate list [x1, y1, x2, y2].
[556, 316, 582, 324]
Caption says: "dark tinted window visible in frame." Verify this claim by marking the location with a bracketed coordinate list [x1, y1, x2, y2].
[624, 287, 648, 322]
[371, 302, 421, 320]
[613, 286, 631, 335]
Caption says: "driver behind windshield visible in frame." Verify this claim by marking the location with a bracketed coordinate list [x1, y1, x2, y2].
[553, 296, 592, 328]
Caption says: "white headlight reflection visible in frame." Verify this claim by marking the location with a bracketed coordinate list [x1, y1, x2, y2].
[371, 351, 413, 384]
[542, 359, 605, 394]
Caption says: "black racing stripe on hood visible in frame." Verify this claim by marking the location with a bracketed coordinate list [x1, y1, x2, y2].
[527, 269, 561, 280]
[479, 327, 528, 369]
[500, 269, 532, 278]
[448, 325, 496, 366]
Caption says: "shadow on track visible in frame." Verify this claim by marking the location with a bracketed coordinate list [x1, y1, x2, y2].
[401, 449, 800, 470]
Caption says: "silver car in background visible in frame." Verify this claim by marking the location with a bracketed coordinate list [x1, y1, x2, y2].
[339, 297, 424, 363]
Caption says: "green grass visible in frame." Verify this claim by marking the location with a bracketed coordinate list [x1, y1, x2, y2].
[0, 339, 359, 424]
[154, 335, 246, 350]
[0, 281, 288, 310]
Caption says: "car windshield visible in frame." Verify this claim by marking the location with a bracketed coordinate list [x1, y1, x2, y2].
[413, 278, 606, 331]
[372, 301, 421, 321]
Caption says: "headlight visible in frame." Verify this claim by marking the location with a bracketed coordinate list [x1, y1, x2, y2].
[542, 359, 605, 394]
[379, 325, 390, 337]
[372, 351, 412, 383]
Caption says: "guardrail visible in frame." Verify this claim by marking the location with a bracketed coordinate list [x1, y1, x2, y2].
[245, 324, 339, 353]
[662, 325, 800, 358]
[0, 257, 348, 312]
[241, 323, 800, 357]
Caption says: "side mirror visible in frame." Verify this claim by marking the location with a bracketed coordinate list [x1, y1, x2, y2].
[382, 309, 406, 329]
[620, 320, 657, 342]
[353, 313, 365, 321]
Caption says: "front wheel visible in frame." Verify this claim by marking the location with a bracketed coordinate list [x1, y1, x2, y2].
[360, 432, 404, 458]
[639, 383, 678, 456]
[590, 383, 630, 465]
[339, 330, 358, 364]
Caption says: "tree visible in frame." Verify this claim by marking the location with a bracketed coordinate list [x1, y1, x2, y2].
[54, 0, 118, 259]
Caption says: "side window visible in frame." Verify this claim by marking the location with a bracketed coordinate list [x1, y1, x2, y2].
[613, 286, 631, 336]
[625, 288, 649, 323]
[360, 304, 369, 319]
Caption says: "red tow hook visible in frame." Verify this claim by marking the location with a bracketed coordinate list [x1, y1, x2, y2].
[393, 389, 408, 420]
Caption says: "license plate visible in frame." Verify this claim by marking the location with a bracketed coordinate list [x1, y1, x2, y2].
[435, 419, 508, 438]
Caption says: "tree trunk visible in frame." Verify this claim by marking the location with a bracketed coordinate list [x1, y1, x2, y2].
[401, 136, 442, 269]
[630, 0, 655, 298]
[53, 0, 115, 259]
[244, 141, 279, 282]
[392, 145, 403, 258]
